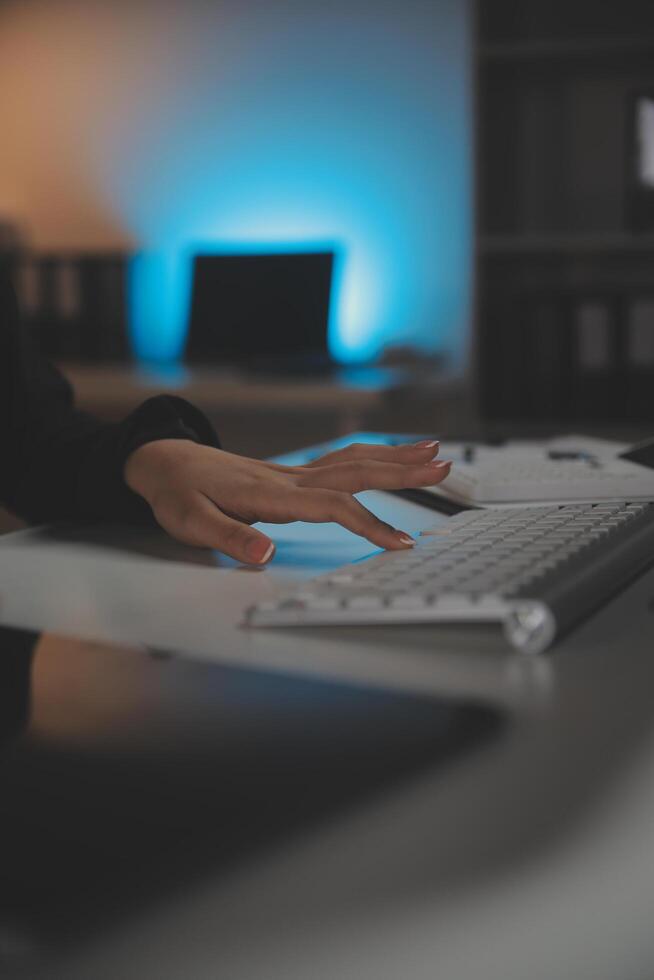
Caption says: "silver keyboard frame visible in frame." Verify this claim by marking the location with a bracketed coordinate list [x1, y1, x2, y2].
[246, 502, 654, 655]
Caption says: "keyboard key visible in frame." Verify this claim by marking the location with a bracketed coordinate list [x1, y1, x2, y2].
[326, 573, 356, 585]
[346, 595, 386, 610]
[303, 597, 344, 611]
[389, 594, 430, 609]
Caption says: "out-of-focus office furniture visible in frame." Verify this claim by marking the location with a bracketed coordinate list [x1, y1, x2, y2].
[3, 246, 470, 458]
[60, 362, 455, 459]
[12, 251, 130, 362]
[475, 0, 654, 429]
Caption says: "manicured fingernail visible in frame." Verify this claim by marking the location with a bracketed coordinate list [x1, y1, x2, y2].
[396, 533, 415, 546]
[248, 540, 275, 563]
[414, 439, 439, 448]
[425, 459, 452, 469]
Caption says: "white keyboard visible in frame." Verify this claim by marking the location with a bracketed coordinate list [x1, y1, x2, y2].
[431, 456, 654, 505]
[246, 502, 654, 654]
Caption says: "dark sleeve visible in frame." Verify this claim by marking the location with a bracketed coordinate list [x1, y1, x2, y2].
[0, 269, 221, 525]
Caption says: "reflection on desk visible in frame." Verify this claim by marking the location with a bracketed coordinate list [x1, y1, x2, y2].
[0, 627, 500, 975]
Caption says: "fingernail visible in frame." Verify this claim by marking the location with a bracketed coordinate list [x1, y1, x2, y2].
[248, 540, 275, 564]
[414, 439, 439, 448]
[396, 533, 415, 546]
[425, 459, 452, 469]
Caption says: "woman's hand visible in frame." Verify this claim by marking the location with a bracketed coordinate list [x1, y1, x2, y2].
[124, 438, 451, 564]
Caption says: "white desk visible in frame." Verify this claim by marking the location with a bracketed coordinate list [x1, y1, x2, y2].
[0, 491, 548, 710]
[2, 491, 654, 979]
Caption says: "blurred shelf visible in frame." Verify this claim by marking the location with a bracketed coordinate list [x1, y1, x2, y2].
[479, 37, 654, 64]
[478, 235, 654, 256]
[475, 0, 654, 427]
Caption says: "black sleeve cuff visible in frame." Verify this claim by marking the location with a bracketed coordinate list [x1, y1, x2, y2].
[78, 395, 221, 525]
[120, 394, 221, 460]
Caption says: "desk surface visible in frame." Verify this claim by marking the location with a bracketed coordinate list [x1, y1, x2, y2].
[1, 491, 654, 978]
[60, 363, 411, 413]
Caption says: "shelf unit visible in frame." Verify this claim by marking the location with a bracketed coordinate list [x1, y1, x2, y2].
[479, 37, 654, 66]
[479, 235, 654, 255]
[474, 0, 654, 428]
[2, 251, 130, 362]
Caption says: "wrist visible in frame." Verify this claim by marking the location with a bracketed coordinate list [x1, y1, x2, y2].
[124, 439, 195, 502]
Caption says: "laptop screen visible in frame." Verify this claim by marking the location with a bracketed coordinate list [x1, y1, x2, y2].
[186, 251, 334, 366]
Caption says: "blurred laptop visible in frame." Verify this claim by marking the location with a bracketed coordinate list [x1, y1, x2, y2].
[185, 251, 335, 375]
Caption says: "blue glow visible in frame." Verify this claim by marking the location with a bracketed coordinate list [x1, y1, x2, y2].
[131, 239, 348, 364]
[91, 0, 472, 366]
[128, 251, 193, 362]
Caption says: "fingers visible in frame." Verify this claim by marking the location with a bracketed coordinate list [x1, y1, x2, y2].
[157, 491, 275, 565]
[304, 440, 440, 468]
[295, 458, 452, 493]
[287, 488, 416, 550]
